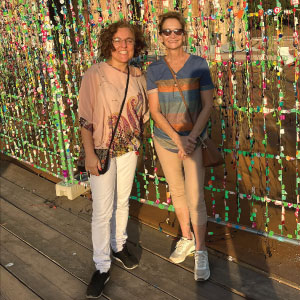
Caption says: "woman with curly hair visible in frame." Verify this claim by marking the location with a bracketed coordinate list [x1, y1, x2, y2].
[78, 20, 148, 298]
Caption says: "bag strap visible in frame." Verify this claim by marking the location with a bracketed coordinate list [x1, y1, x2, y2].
[164, 57, 194, 125]
[108, 66, 130, 150]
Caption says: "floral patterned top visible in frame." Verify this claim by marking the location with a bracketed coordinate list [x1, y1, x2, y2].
[78, 62, 148, 157]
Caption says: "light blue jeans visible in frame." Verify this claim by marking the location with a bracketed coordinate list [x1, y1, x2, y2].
[89, 151, 138, 273]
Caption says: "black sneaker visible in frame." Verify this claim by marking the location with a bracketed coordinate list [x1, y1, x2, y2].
[112, 244, 139, 270]
[86, 270, 110, 299]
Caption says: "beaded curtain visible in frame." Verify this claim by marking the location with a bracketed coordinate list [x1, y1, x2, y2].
[0, 0, 299, 242]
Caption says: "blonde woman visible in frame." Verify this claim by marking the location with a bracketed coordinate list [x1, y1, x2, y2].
[147, 12, 214, 281]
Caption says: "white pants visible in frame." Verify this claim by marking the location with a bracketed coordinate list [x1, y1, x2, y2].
[89, 151, 138, 273]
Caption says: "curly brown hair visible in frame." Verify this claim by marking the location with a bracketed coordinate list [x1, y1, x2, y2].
[158, 11, 186, 34]
[99, 20, 146, 59]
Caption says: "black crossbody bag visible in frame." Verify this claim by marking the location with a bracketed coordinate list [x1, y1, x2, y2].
[95, 67, 130, 174]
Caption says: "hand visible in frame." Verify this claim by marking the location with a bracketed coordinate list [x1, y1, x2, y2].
[178, 149, 187, 160]
[174, 135, 197, 156]
[85, 152, 101, 176]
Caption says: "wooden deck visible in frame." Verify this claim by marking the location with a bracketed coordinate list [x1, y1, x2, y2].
[1, 160, 300, 300]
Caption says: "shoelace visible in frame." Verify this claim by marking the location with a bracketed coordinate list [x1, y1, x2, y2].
[175, 237, 192, 253]
[195, 252, 207, 268]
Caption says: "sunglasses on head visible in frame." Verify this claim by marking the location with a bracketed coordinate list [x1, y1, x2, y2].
[160, 29, 184, 36]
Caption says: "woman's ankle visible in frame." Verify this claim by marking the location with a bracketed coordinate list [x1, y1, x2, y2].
[195, 245, 206, 251]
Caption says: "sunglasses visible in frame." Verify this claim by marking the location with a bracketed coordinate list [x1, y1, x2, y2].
[160, 29, 184, 36]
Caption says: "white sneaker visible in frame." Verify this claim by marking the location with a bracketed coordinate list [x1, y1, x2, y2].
[169, 235, 195, 264]
[194, 250, 210, 281]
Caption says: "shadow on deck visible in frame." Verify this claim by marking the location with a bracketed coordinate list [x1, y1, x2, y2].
[1, 160, 299, 300]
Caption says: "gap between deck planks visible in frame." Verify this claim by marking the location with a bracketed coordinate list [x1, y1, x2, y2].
[1, 199, 178, 300]
[0, 195, 242, 300]
[1, 227, 94, 300]
[0, 189, 295, 300]
[0, 265, 42, 300]
[1, 162, 300, 300]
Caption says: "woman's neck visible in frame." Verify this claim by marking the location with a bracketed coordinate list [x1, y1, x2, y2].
[165, 48, 187, 62]
[106, 58, 128, 72]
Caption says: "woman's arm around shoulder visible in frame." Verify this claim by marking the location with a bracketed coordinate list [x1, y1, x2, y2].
[132, 66, 150, 123]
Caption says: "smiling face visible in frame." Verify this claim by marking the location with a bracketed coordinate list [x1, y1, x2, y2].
[160, 18, 185, 50]
[110, 27, 135, 66]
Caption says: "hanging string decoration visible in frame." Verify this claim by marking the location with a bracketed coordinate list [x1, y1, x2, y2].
[0, 0, 299, 242]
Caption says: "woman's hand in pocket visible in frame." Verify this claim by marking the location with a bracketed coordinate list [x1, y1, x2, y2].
[85, 153, 101, 176]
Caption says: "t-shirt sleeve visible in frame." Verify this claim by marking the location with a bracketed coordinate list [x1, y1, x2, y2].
[198, 59, 215, 91]
[146, 65, 158, 92]
[78, 67, 97, 131]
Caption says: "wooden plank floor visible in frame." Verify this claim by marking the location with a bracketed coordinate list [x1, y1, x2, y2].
[1, 161, 300, 300]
